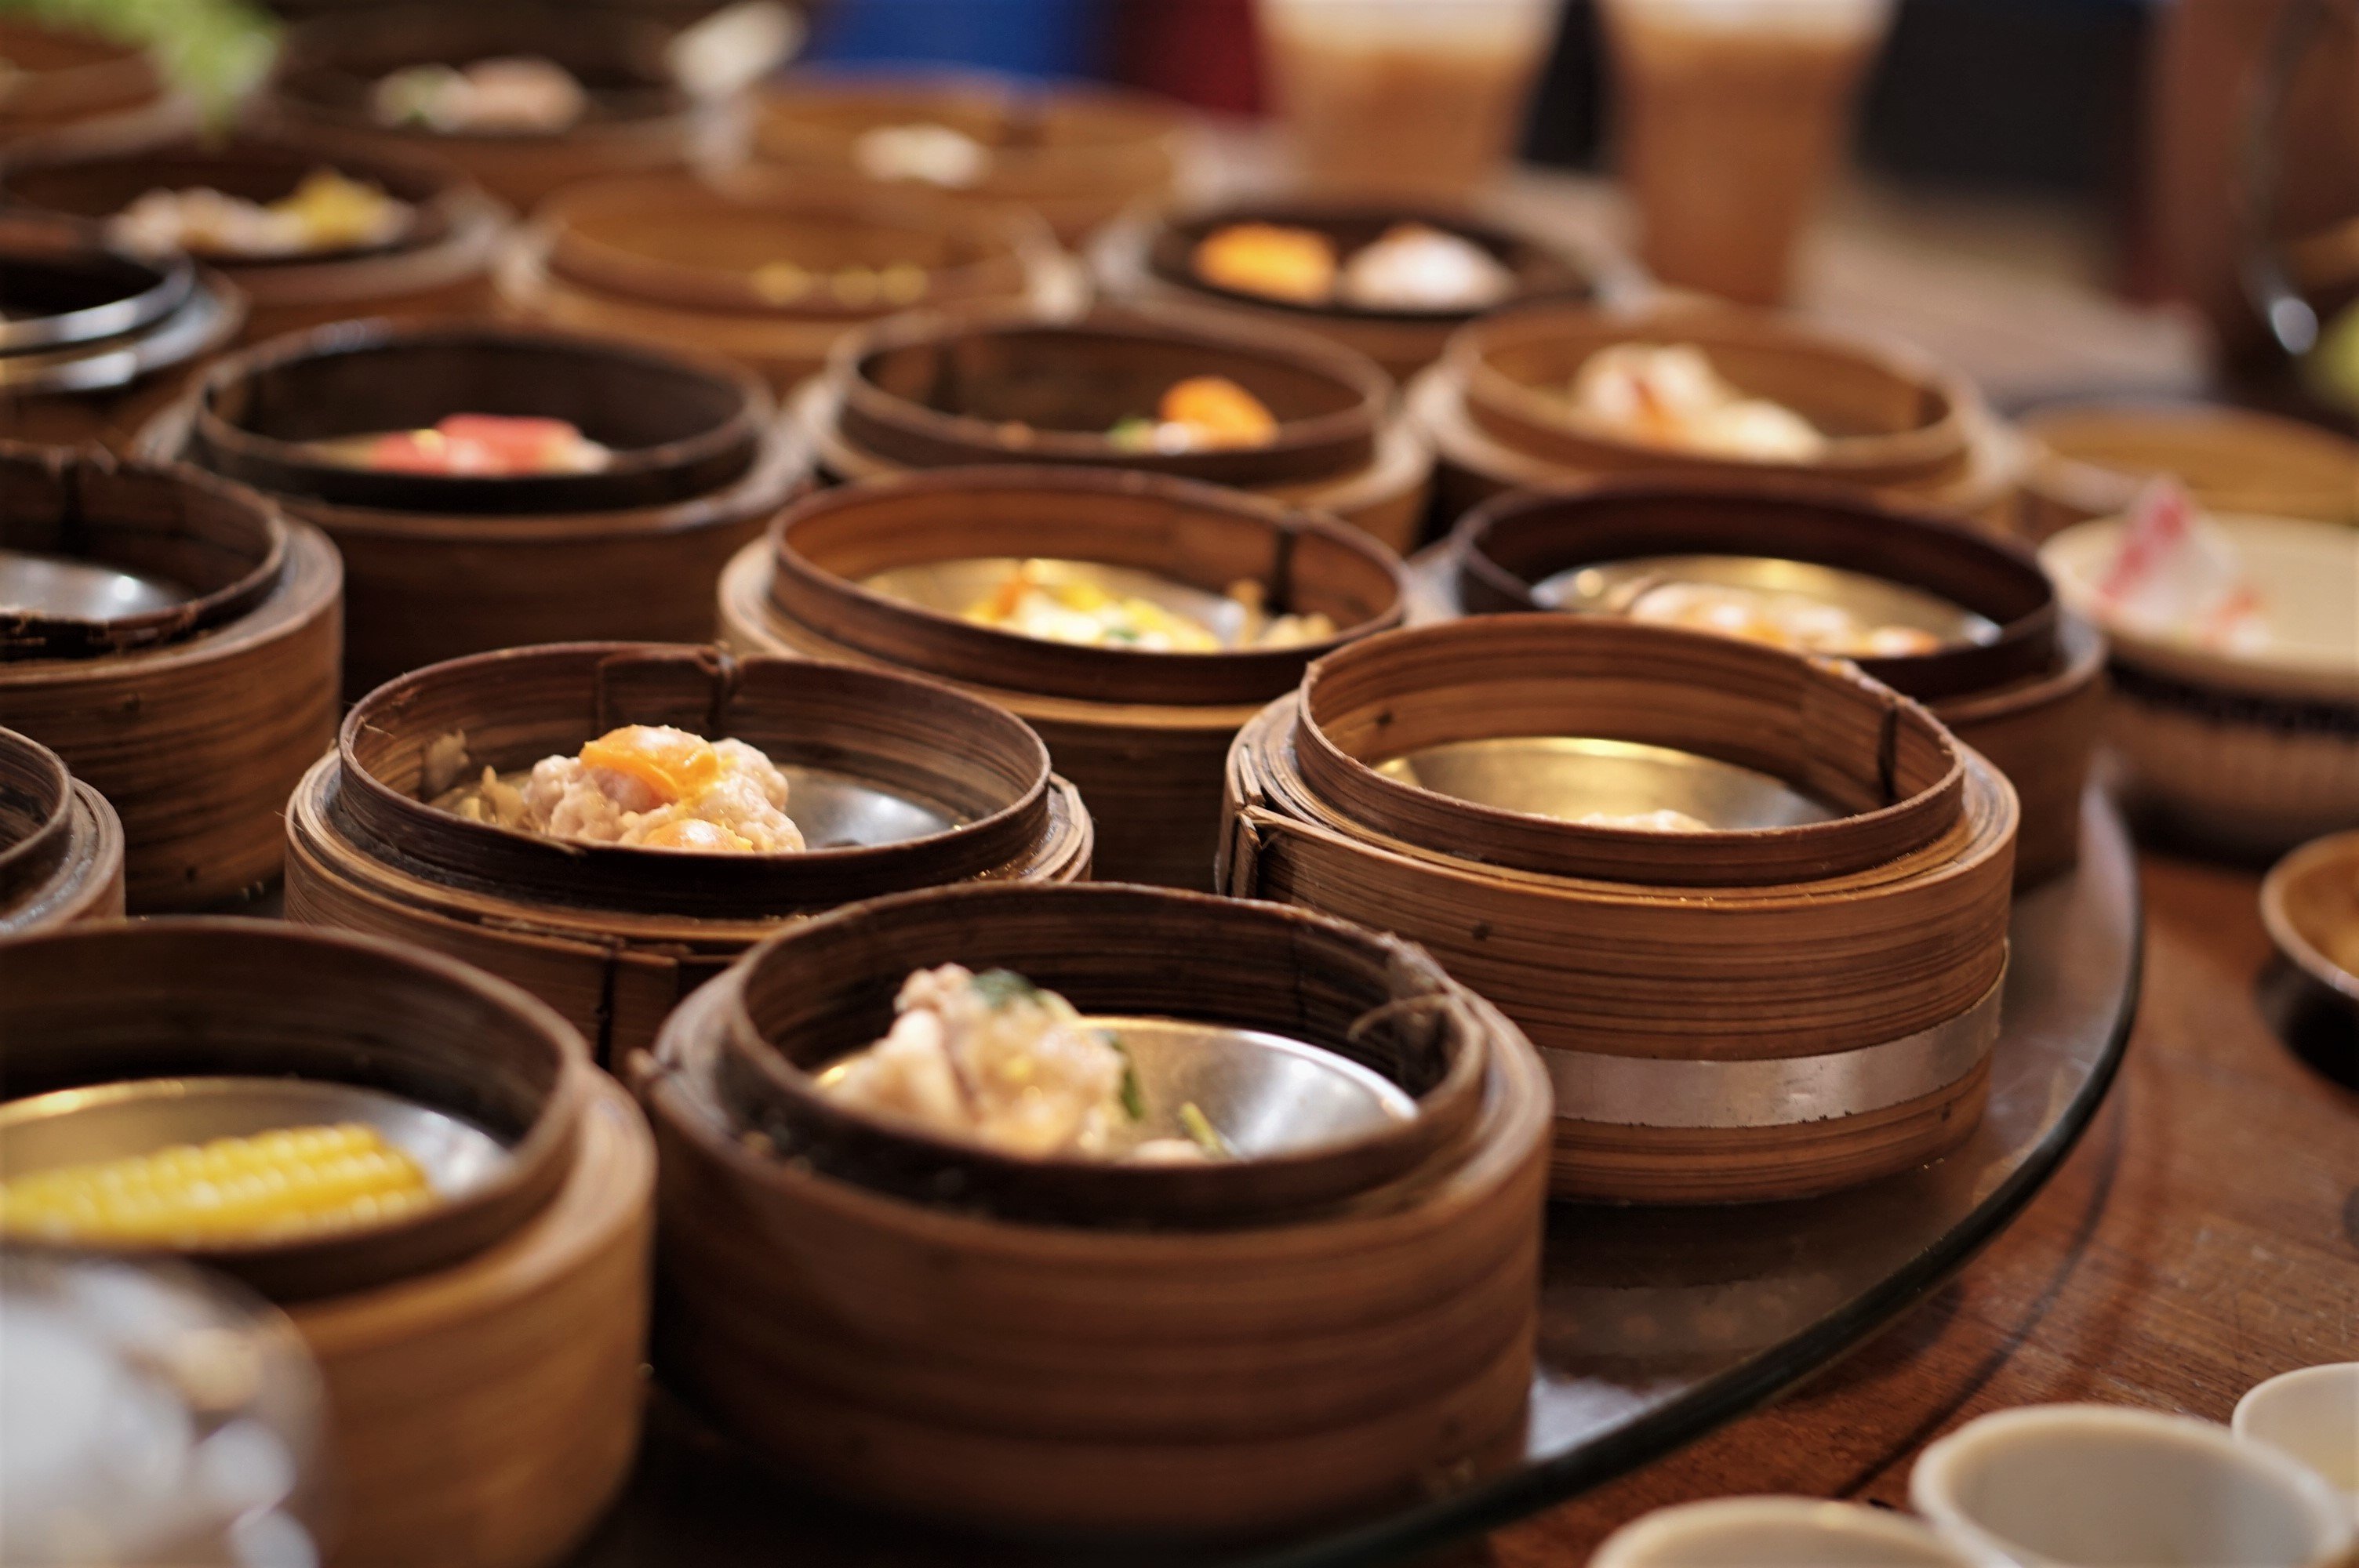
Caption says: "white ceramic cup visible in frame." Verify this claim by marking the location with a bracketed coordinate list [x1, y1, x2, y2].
[2236, 1365, 2359, 1519]
[1592, 1496, 1983, 1566]
[1911, 1404, 2357, 1567]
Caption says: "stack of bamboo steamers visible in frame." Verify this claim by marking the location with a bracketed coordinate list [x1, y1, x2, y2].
[0, 8, 2122, 1559]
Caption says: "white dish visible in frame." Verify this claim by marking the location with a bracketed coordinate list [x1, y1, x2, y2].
[2235, 1365, 2359, 1519]
[2041, 512, 2359, 704]
[1910, 1404, 2356, 1567]
[1591, 1496, 1979, 1567]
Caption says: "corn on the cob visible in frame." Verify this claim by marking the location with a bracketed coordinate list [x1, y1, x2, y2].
[0, 1123, 434, 1245]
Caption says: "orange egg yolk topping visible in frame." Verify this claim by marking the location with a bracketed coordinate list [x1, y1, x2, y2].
[1158, 376, 1280, 448]
[577, 724, 723, 804]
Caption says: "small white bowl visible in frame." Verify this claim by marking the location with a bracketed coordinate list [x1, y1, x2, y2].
[2236, 1365, 2359, 1519]
[1911, 1404, 2357, 1567]
[1592, 1497, 1983, 1567]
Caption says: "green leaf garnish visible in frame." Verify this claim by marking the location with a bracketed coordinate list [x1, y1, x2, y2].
[1178, 1102, 1230, 1157]
[1107, 1033, 1145, 1122]
[972, 967, 1038, 1010]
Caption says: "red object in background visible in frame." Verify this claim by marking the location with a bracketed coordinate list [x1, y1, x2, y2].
[1111, 0, 1263, 114]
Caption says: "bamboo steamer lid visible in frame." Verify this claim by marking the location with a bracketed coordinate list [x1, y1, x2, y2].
[1407, 299, 2026, 534]
[794, 303, 1435, 554]
[0, 724, 123, 932]
[0, 132, 505, 347]
[1221, 615, 2019, 1204]
[0, 443, 340, 910]
[718, 464, 1407, 889]
[500, 174, 1087, 394]
[285, 640, 1094, 1065]
[631, 880, 1551, 1538]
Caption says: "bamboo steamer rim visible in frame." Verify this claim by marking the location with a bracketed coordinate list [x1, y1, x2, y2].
[289, 750, 1092, 960]
[165, 409, 810, 543]
[2019, 398, 2359, 525]
[722, 535, 1278, 735]
[751, 71, 1182, 188]
[268, 2, 693, 136]
[1139, 194, 1598, 326]
[529, 173, 1045, 321]
[0, 18, 159, 125]
[0, 128, 493, 274]
[187, 318, 776, 517]
[289, 1068, 649, 1350]
[1448, 299, 1976, 485]
[636, 886, 1551, 1258]
[768, 464, 1408, 708]
[1291, 616, 1971, 887]
[0, 916, 596, 1301]
[1451, 476, 2060, 702]
[0, 721, 78, 904]
[827, 301, 1395, 488]
[1230, 691, 2018, 913]
[0, 210, 194, 354]
[708, 878, 1493, 1227]
[0, 441, 289, 659]
[335, 639, 1063, 916]
[0, 220, 242, 398]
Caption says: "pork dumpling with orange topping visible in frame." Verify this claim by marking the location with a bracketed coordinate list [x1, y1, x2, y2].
[439, 725, 804, 852]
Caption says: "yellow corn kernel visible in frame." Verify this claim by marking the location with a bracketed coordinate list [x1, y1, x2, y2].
[0, 1123, 434, 1245]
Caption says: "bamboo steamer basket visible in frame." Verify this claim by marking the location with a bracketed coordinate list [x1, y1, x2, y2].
[1407, 299, 2025, 533]
[257, 3, 734, 213]
[0, 132, 506, 345]
[0, 211, 244, 450]
[141, 320, 810, 698]
[718, 465, 1408, 889]
[794, 303, 1435, 553]
[631, 880, 1550, 1539]
[0, 444, 340, 909]
[1441, 481, 2103, 886]
[1221, 616, 2019, 1205]
[0, 17, 194, 154]
[1090, 195, 1631, 379]
[0, 723, 123, 932]
[2016, 400, 2359, 541]
[285, 640, 1094, 1065]
[740, 71, 1183, 245]
[0, 917, 649, 1568]
[498, 175, 1085, 393]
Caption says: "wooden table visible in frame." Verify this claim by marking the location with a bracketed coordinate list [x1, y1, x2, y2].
[1485, 849, 2359, 1562]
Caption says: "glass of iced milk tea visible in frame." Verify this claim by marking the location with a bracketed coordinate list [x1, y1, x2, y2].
[1602, 0, 1895, 305]
[1257, 0, 1562, 200]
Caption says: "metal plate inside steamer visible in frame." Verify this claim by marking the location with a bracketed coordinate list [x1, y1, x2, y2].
[861, 557, 1254, 646]
[1376, 737, 1838, 831]
[0, 550, 190, 619]
[0, 1076, 511, 1203]
[1534, 554, 1999, 647]
[778, 763, 961, 849]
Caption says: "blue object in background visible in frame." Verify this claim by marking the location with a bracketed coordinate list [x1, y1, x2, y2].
[801, 0, 1113, 81]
